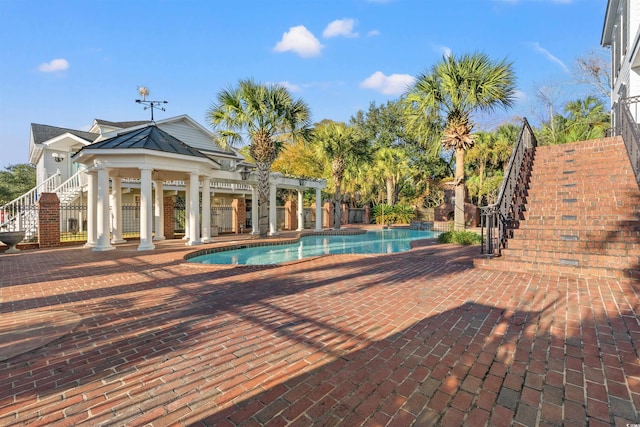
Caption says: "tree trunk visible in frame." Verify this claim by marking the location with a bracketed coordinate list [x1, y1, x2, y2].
[334, 181, 342, 230]
[256, 162, 271, 238]
[386, 177, 394, 207]
[454, 148, 466, 231]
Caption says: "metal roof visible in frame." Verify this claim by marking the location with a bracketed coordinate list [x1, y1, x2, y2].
[80, 124, 210, 159]
[31, 123, 100, 145]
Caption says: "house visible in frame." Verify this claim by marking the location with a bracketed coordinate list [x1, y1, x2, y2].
[3, 115, 326, 251]
[601, 0, 640, 130]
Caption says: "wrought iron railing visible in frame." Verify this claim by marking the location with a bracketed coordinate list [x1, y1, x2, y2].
[620, 96, 640, 187]
[480, 119, 537, 256]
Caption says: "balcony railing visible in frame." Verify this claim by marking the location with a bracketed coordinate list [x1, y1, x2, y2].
[620, 96, 640, 187]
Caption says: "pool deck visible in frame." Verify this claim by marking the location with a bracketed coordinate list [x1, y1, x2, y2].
[0, 227, 639, 426]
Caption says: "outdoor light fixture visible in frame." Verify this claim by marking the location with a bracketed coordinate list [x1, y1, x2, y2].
[239, 165, 251, 180]
[52, 153, 64, 162]
[298, 177, 306, 187]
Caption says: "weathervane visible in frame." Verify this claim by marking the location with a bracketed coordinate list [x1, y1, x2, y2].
[135, 86, 167, 121]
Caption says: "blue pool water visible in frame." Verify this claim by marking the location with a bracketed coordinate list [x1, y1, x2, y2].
[188, 228, 440, 265]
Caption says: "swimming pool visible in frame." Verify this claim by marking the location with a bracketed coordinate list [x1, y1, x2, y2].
[187, 228, 440, 265]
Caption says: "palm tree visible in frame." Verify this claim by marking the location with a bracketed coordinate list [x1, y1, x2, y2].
[312, 121, 369, 229]
[207, 79, 311, 237]
[404, 52, 516, 230]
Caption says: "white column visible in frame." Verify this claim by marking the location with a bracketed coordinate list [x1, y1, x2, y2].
[153, 180, 165, 241]
[110, 177, 126, 244]
[183, 186, 190, 240]
[138, 167, 155, 251]
[187, 172, 202, 246]
[201, 178, 212, 243]
[268, 182, 278, 236]
[315, 188, 322, 231]
[251, 185, 259, 235]
[94, 167, 114, 251]
[297, 189, 304, 231]
[84, 171, 97, 248]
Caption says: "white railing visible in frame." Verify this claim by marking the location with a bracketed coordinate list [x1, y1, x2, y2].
[122, 178, 251, 192]
[0, 171, 61, 233]
[53, 169, 87, 204]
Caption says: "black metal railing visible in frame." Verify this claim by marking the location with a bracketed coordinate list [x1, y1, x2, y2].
[480, 118, 537, 256]
[620, 97, 640, 187]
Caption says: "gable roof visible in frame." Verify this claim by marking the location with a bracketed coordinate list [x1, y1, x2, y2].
[78, 124, 210, 159]
[93, 119, 151, 129]
[31, 123, 100, 145]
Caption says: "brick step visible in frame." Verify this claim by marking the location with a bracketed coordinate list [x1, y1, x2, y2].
[511, 228, 640, 239]
[521, 216, 640, 225]
[505, 238, 640, 254]
[473, 256, 640, 280]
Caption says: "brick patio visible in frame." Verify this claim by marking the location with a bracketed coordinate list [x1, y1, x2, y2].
[0, 232, 638, 426]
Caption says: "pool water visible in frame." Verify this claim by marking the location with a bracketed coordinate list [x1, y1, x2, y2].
[188, 228, 440, 265]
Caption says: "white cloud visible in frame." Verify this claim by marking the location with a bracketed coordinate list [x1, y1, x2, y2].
[37, 58, 69, 72]
[277, 81, 301, 92]
[323, 19, 359, 38]
[360, 71, 415, 95]
[274, 26, 323, 58]
[367, 29, 381, 37]
[529, 42, 570, 74]
[433, 44, 452, 58]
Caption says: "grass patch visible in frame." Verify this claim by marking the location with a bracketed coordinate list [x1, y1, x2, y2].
[437, 230, 482, 245]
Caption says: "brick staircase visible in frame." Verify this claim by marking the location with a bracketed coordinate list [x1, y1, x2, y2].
[475, 136, 640, 279]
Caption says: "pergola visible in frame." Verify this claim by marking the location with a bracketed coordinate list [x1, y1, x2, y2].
[72, 124, 325, 251]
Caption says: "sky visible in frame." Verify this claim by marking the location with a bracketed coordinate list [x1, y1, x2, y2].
[0, 0, 608, 168]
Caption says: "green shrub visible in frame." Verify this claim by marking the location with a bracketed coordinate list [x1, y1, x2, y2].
[372, 204, 394, 224]
[437, 230, 482, 245]
[392, 204, 415, 224]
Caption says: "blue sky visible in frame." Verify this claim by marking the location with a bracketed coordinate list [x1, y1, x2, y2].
[0, 0, 607, 168]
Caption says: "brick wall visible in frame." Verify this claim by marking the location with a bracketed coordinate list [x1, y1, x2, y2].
[38, 192, 60, 248]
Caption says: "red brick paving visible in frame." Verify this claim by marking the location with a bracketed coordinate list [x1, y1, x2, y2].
[0, 233, 639, 426]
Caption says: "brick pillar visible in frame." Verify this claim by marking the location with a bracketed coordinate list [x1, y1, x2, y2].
[232, 198, 247, 233]
[323, 202, 333, 228]
[364, 205, 370, 224]
[341, 203, 349, 225]
[164, 196, 175, 239]
[38, 192, 60, 248]
[284, 200, 298, 231]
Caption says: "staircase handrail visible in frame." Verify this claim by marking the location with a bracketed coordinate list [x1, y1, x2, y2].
[480, 118, 537, 256]
[51, 168, 87, 200]
[0, 171, 61, 231]
[620, 97, 640, 187]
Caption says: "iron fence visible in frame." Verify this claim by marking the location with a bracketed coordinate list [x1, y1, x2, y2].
[211, 206, 233, 233]
[60, 204, 87, 242]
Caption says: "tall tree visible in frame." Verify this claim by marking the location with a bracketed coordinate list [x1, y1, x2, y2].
[404, 52, 517, 230]
[0, 163, 36, 206]
[207, 79, 311, 237]
[312, 121, 369, 229]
